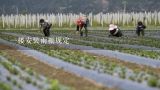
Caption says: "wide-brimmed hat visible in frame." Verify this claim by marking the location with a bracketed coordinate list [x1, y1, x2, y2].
[109, 24, 117, 31]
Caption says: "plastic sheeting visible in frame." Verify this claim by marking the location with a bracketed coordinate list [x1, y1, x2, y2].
[0, 39, 159, 90]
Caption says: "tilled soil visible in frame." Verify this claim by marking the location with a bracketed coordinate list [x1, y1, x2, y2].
[0, 44, 112, 90]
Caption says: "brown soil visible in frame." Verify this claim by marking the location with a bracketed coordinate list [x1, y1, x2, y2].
[0, 44, 113, 90]
[86, 52, 160, 76]
[1, 42, 160, 90]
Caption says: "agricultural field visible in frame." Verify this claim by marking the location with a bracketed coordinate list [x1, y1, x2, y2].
[0, 11, 160, 90]
[0, 28, 160, 90]
[0, 51, 69, 90]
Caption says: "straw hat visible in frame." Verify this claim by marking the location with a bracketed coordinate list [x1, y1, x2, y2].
[109, 24, 117, 31]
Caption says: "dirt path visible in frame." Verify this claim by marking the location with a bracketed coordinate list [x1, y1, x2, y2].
[0, 44, 110, 90]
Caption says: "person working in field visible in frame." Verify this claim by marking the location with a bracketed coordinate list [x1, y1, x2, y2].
[39, 19, 52, 37]
[76, 16, 89, 37]
[108, 24, 122, 37]
[136, 21, 146, 36]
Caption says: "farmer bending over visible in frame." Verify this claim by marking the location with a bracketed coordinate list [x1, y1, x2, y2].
[39, 19, 52, 37]
[76, 16, 89, 37]
[108, 24, 122, 37]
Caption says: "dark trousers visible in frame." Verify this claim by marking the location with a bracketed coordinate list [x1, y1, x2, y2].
[43, 24, 52, 37]
[76, 25, 79, 31]
[116, 31, 122, 37]
[76, 24, 88, 37]
[136, 30, 144, 36]
[43, 28, 50, 37]
[110, 29, 122, 37]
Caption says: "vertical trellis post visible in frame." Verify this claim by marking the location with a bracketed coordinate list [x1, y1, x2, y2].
[2, 14, 5, 28]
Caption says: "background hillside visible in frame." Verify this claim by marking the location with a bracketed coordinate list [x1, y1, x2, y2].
[0, 0, 160, 14]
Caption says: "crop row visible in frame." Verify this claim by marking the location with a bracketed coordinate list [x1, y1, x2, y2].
[52, 30, 160, 48]
[0, 32, 160, 88]
[18, 31, 160, 60]
[0, 51, 70, 90]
